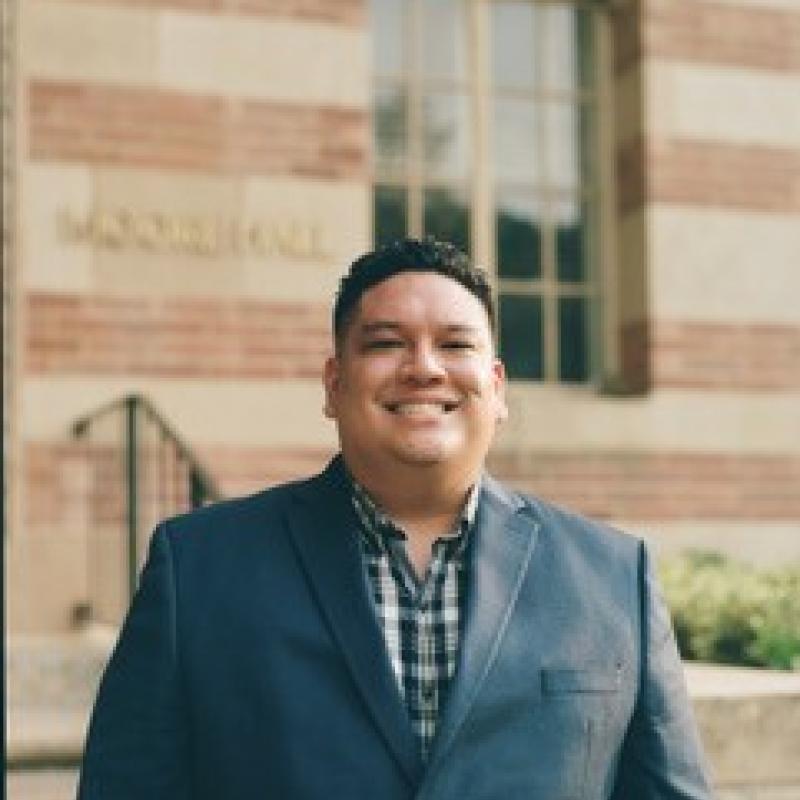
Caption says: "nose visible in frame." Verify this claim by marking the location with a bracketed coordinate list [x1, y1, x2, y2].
[399, 342, 446, 384]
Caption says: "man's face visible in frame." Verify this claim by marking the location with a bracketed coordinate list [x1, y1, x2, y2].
[324, 271, 507, 483]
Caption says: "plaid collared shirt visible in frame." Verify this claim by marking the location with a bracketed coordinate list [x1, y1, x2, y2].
[351, 479, 479, 760]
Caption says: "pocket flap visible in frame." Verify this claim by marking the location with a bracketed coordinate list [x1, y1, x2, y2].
[542, 666, 622, 693]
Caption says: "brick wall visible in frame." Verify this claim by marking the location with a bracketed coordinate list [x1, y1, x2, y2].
[26, 293, 331, 379]
[48, 0, 365, 26]
[621, 321, 800, 391]
[613, 0, 800, 393]
[30, 81, 367, 179]
[643, 0, 800, 72]
[490, 451, 800, 522]
[23, 442, 800, 529]
[618, 138, 800, 215]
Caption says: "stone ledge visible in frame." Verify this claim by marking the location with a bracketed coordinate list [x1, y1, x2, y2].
[686, 664, 800, 791]
[7, 635, 800, 792]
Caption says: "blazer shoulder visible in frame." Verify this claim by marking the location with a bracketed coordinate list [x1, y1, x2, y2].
[496, 479, 642, 563]
[157, 475, 310, 548]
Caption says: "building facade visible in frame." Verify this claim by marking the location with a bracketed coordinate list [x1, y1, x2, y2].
[4, 0, 800, 633]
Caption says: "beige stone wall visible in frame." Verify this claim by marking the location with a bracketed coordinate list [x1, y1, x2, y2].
[10, 0, 370, 632]
[8, 0, 800, 633]
[567, 0, 800, 562]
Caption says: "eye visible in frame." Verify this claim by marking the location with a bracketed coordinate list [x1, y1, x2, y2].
[364, 338, 404, 351]
[441, 340, 475, 351]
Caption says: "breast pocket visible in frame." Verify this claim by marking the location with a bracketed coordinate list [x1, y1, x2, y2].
[539, 665, 624, 800]
[541, 665, 623, 694]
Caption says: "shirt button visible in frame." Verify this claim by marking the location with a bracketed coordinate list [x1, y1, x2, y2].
[422, 683, 436, 703]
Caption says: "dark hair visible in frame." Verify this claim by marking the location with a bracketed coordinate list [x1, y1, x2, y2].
[333, 237, 495, 346]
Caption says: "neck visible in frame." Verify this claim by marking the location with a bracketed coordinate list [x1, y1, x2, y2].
[345, 457, 479, 532]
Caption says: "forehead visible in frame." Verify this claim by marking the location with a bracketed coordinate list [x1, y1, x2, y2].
[353, 271, 491, 330]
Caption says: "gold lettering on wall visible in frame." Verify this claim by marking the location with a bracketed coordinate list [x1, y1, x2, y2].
[57, 209, 329, 260]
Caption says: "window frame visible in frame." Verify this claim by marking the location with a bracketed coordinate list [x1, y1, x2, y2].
[370, 0, 619, 386]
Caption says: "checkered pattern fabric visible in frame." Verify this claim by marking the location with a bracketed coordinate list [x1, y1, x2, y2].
[351, 480, 479, 760]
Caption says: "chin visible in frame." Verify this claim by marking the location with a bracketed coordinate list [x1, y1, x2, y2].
[392, 442, 459, 467]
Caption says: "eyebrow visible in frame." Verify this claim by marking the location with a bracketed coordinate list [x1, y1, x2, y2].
[357, 321, 402, 335]
[357, 322, 482, 336]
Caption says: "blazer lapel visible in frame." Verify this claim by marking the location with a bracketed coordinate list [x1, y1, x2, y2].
[424, 476, 540, 772]
[286, 457, 424, 786]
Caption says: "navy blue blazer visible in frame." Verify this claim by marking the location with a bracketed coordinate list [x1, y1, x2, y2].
[78, 456, 713, 799]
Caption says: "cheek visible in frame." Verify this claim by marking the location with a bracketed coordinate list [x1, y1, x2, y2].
[450, 361, 498, 393]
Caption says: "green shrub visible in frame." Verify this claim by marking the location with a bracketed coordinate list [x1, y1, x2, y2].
[659, 551, 800, 671]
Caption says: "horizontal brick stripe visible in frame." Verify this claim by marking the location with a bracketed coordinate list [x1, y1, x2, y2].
[621, 320, 800, 391]
[24, 441, 800, 526]
[198, 445, 333, 496]
[24, 442, 333, 527]
[490, 451, 800, 523]
[29, 80, 367, 179]
[618, 138, 800, 214]
[25, 441, 123, 526]
[48, 0, 365, 26]
[25, 293, 332, 379]
[643, 0, 800, 73]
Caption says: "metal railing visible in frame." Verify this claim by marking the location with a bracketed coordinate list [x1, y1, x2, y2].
[72, 394, 222, 620]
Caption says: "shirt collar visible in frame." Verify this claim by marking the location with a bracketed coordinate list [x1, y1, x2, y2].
[349, 472, 481, 553]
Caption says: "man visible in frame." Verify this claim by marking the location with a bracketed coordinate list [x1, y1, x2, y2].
[79, 238, 713, 799]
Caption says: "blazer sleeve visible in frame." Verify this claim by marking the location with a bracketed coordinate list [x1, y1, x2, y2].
[611, 541, 715, 800]
[77, 523, 191, 800]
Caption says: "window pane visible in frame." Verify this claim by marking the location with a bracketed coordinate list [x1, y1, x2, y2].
[576, 9, 594, 92]
[496, 192, 542, 280]
[375, 185, 407, 247]
[422, 0, 467, 81]
[558, 297, 589, 382]
[424, 187, 470, 254]
[423, 92, 471, 181]
[500, 294, 543, 380]
[491, 2, 537, 90]
[370, 0, 405, 77]
[541, 5, 592, 93]
[492, 98, 540, 184]
[374, 86, 407, 175]
[555, 199, 587, 283]
[543, 101, 582, 190]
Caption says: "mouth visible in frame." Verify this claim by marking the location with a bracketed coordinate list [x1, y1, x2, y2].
[383, 401, 459, 417]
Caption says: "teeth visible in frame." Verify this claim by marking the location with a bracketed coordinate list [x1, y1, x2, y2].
[389, 402, 449, 416]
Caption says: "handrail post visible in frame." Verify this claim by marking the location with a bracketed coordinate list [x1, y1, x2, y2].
[125, 395, 139, 600]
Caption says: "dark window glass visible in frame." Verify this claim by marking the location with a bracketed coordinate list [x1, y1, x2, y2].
[375, 185, 407, 247]
[424, 188, 470, 254]
[374, 86, 407, 174]
[499, 294, 543, 380]
[496, 193, 542, 279]
[558, 297, 589, 382]
[556, 200, 586, 282]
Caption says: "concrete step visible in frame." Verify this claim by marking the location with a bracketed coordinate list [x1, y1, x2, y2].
[7, 628, 115, 767]
[6, 768, 80, 800]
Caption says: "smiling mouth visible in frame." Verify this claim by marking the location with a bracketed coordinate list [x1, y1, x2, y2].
[384, 401, 459, 416]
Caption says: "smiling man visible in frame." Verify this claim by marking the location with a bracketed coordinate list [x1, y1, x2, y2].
[79, 238, 713, 799]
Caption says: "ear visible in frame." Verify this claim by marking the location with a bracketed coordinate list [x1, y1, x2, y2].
[323, 355, 339, 419]
[492, 359, 509, 423]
